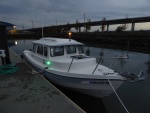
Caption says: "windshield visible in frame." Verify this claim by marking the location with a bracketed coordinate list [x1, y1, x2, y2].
[66, 45, 76, 54]
[77, 45, 84, 54]
[50, 46, 64, 57]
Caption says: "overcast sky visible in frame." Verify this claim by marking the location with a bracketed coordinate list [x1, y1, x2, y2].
[0, 0, 150, 30]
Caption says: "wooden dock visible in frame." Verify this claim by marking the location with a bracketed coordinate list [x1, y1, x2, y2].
[0, 49, 85, 113]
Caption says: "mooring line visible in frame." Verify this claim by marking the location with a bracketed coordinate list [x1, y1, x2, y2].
[105, 75, 129, 113]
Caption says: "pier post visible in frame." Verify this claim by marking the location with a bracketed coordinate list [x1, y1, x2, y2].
[0, 25, 11, 64]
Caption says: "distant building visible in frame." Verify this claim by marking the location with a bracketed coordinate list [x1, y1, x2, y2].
[0, 21, 16, 31]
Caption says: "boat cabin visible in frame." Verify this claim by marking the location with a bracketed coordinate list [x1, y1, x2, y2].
[32, 38, 85, 58]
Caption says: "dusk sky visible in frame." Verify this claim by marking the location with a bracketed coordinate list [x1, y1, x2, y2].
[0, 0, 150, 30]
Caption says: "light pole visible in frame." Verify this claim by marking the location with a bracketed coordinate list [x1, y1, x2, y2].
[84, 13, 86, 32]
[22, 22, 24, 30]
[56, 19, 57, 33]
[31, 20, 33, 29]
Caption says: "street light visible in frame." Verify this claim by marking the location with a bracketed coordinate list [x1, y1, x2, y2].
[13, 26, 16, 29]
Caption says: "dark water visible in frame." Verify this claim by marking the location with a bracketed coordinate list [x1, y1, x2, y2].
[9, 39, 150, 113]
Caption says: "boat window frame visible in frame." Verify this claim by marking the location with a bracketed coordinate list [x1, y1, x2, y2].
[66, 45, 76, 54]
[77, 45, 84, 54]
[50, 46, 64, 57]
[33, 44, 37, 53]
[43, 46, 48, 57]
[37, 44, 43, 55]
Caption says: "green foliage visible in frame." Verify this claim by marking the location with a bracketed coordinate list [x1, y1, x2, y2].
[116, 24, 127, 32]
[100, 17, 106, 32]
[61, 23, 71, 32]
[75, 20, 79, 31]
[85, 19, 91, 32]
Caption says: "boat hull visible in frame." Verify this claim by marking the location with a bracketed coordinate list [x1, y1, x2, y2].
[44, 71, 123, 98]
[23, 51, 124, 98]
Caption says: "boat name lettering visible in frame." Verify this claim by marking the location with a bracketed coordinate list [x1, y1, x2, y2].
[90, 81, 109, 84]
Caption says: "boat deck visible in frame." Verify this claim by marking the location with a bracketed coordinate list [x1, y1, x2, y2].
[0, 49, 85, 113]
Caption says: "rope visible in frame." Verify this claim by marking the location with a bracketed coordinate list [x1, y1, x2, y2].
[105, 75, 130, 113]
[105, 57, 130, 113]
[0, 64, 19, 75]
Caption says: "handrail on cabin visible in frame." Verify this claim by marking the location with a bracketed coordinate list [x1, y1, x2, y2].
[92, 57, 103, 74]
[68, 57, 75, 72]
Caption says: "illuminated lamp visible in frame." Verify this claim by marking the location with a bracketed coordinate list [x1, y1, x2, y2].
[13, 26, 16, 29]
[68, 32, 72, 36]
[43, 60, 52, 67]
[15, 41, 17, 45]
[46, 61, 51, 65]
[68, 31, 72, 41]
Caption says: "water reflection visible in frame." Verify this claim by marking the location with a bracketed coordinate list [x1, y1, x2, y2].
[117, 57, 127, 68]
[146, 64, 150, 79]
[145, 54, 150, 78]
[9, 40, 33, 54]
[15, 41, 17, 45]
[8, 40, 16, 47]
[145, 54, 150, 64]
[85, 46, 90, 56]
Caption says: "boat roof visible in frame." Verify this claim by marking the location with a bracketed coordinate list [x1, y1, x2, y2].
[33, 37, 84, 46]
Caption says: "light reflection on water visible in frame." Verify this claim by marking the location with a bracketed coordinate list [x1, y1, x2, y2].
[9, 39, 150, 113]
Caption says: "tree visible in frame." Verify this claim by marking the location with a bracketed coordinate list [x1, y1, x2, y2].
[100, 17, 106, 32]
[116, 14, 129, 32]
[75, 19, 80, 32]
[85, 19, 91, 32]
[62, 23, 71, 32]
[66, 23, 71, 31]
[116, 24, 127, 32]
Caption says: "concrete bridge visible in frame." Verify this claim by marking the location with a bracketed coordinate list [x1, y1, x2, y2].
[26, 16, 150, 33]
[60, 16, 150, 32]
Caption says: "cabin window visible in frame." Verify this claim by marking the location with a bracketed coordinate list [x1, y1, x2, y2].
[37, 45, 43, 55]
[50, 46, 64, 57]
[44, 47, 48, 57]
[33, 44, 37, 53]
[66, 45, 76, 54]
[77, 45, 84, 54]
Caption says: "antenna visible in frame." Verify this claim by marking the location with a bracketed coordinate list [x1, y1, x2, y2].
[41, 0, 44, 38]
[127, 40, 129, 57]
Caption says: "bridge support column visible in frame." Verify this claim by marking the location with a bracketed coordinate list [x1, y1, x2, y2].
[79, 27, 81, 33]
[107, 25, 109, 31]
[131, 22, 135, 32]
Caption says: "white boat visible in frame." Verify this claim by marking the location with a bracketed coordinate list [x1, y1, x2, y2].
[22, 37, 144, 98]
